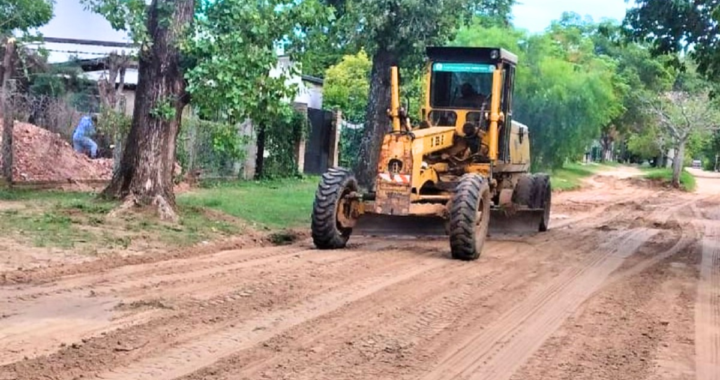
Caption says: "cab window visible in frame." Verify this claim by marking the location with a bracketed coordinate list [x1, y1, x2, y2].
[430, 63, 494, 109]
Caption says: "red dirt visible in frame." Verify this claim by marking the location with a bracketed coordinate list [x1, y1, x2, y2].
[1, 168, 719, 380]
[0, 121, 113, 182]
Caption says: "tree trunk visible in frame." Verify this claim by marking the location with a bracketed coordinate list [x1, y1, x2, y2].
[254, 125, 266, 179]
[354, 48, 395, 190]
[101, 0, 194, 221]
[1, 39, 15, 185]
[671, 141, 685, 188]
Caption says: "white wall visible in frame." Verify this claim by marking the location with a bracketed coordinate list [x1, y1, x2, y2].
[270, 57, 323, 109]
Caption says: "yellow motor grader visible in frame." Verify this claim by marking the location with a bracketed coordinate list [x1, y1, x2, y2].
[311, 47, 551, 260]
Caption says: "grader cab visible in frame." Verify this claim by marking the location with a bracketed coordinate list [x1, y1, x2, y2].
[311, 47, 551, 260]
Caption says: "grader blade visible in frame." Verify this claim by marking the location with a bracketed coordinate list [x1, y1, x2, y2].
[352, 214, 448, 237]
[488, 209, 545, 236]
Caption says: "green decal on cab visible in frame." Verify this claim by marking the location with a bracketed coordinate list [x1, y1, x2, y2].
[432, 63, 495, 73]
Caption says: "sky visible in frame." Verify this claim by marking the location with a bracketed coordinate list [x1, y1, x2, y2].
[513, 0, 631, 33]
[33, 0, 634, 63]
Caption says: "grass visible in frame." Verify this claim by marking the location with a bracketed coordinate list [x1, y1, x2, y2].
[550, 162, 614, 191]
[178, 176, 319, 230]
[0, 191, 115, 249]
[0, 176, 321, 252]
[641, 167, 697, 192]
[0, 188, 245, 251]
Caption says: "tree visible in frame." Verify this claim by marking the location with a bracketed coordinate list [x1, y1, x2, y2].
[317, 0, 515, 189]
[84, 0, 327, 219]
[645, 91, 720, 187]
[1, 38, 16, 184]
[0, 0, 53, 35]
[624, 0, 720, 81]
[626, 124, 670, 165]
[95, 51, 131, 172]
[100, 0, 194, 221]
[324, 49, 371, 124]
[1, 0, 53, 185]
[589, 20, 676, 162]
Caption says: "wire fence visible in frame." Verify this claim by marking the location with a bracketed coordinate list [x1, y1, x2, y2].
[2, 88, 349, 186]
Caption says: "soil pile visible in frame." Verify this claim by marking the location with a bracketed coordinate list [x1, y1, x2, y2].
[0, 121, 113, 182]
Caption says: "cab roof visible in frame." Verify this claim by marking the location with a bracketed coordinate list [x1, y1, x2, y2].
[426, 47, 518, 66]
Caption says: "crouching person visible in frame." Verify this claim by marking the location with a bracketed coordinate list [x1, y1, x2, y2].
[73, 114, 98, 159]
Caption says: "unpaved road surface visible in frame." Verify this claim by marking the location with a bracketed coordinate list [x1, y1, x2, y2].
[1, 167, 719, 380]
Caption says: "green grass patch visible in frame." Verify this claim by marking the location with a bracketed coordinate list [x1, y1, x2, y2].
[641, 167, 697, 192]
[0, 188, 244, 250]
[177, 177, 319, 230]
[550, 162, 614, 191]
[0, 191, 116, 249]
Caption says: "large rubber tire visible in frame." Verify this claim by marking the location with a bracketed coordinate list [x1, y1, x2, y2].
[534, 173, 551, 232]
[449, 174, 491, 261]
[511, 174, 535, 207]
[311, 168, 357, 249]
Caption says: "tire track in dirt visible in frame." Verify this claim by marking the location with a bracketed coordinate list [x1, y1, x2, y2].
[601, 198, 700, 289]
[696, 214, 720, 380]
[89, 256, 449, 380]
[184, 229, 604, 380]
[230, 224, 637, 380]
[0, 241, 431, 368]
[213, 239, 552, 379]
[419, 227, 657, 380]
[0, 244, 312, 301]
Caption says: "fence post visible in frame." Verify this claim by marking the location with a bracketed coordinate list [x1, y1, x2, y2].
[329, 108, 342, 168]
[1, 38, 16, 186]
[241, 118, 256, 180]
[293, 102, 308, 174]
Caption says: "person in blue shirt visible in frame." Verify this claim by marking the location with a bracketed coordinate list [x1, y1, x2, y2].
[72, 114, 98, 158]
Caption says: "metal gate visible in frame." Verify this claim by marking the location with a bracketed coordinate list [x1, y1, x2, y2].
[303, 108, 334, 174]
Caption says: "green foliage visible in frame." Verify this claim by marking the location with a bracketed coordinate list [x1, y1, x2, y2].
[183, 0, 330, 127]
[339, 126, 363, 169]
[627, 125, 666, 160]
[177, 116, 250, 178]
[625, 0, 720, 80]
[149, 97, 176, 121]
[324, 49, 371, 124]
[317, 0, 514, 69]
[262, 107, 309, 178]
[701, 130, 720, 170]
[98, 107, 132, 137]
[0, 0, 53, 34]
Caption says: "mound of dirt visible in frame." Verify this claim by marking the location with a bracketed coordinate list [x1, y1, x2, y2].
[0, 121, 113, 182]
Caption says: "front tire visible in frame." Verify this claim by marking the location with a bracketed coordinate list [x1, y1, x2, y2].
[449, 174, 491, 261]
[311, 168, 357, 249]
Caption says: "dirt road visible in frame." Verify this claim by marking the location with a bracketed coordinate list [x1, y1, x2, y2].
[1, 167, 719, 380]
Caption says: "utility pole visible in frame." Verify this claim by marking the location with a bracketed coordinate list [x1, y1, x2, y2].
[1, 37, 16, 186]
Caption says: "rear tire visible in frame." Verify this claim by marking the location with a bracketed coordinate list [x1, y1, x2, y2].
[535, 173, 551, 232]
[512, 174, 534, 207]
[311, 168, 357, 249]
[449, 174, 491, 261]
